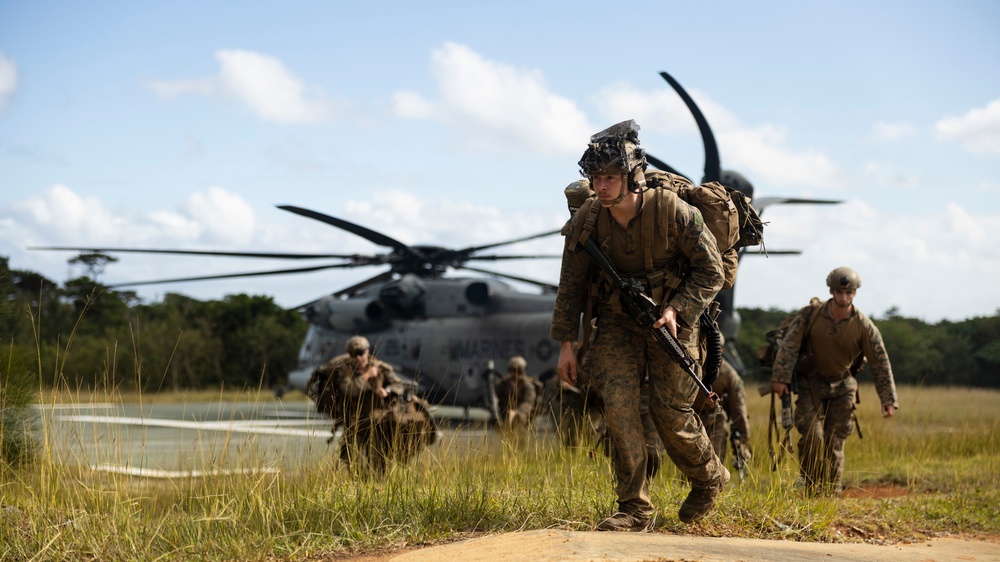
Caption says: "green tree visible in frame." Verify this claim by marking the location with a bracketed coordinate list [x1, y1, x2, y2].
[0, 258, 38, 469]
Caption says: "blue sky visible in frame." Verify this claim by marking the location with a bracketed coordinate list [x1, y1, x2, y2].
[1, 0, 998, 322]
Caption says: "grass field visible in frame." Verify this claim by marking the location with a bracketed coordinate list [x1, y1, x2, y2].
[1, 383, 998, 561]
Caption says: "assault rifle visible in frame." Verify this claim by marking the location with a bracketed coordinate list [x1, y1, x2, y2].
[579, 237, 720, 408]
[730, 428, 748, 482]
[758, 381, 795, 471]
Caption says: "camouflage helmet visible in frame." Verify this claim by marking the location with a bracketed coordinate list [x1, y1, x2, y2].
[346, 335, 370, 354]
[577, 119, 647, 194]
[826, 267, 861, 291]
[507, 355, 527, 374]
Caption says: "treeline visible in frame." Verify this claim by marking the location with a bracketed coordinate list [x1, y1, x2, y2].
[734, 306, 1000, 388]
[1, 257, 307, 392]
[3, 256, 999, 391]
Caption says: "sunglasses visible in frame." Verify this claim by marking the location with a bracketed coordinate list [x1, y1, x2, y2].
[351, 348, 368, 358]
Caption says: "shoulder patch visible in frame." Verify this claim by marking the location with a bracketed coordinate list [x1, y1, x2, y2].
[691, 207, 705, 227]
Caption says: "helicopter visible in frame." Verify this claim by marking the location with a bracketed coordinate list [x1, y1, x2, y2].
[31, 70, 840, 410]
[33, 206, 565, 409]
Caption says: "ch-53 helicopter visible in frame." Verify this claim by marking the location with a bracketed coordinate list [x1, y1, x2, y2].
[33, 70, 839, 411]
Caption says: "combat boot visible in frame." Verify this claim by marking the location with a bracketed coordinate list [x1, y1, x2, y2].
[595, 511, 653, 532]
[678, 467, 730, 524]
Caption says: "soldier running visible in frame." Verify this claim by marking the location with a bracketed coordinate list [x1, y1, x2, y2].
[552, 120, 729, 530]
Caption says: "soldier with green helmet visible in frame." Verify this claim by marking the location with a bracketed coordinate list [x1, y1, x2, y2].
[551, 120, 729, 530]
[770, 267, 898, 495]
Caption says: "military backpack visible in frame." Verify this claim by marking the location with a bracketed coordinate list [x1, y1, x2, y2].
[755, 298, 824, 377]
[643, 170, 762, 290]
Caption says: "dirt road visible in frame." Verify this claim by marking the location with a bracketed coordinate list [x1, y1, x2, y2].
[382, 529, 999, 562]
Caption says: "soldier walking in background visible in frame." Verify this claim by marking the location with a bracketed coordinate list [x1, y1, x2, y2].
[308, 336, 436, 472]
[770, 267, 898, 495]
[494, 356, 538, 429]
[552, 120, 728, 531]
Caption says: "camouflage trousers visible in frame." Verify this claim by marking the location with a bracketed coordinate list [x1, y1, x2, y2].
[793, 374, 857, 492]
[590, 318, 724, 518]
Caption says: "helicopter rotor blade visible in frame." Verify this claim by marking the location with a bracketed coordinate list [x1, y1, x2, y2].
[458, 265, 558, 291]
[644, 153, 692, 183]
[739, 248, 803, 256]
[107, 262, 372, 288]
[28, 246, 363, 260]
[659, 71, 722, 184]
[465, 254, 562, 261]
[277, 205, 420, 259]
[331, 270, 395, 298]
[752, 197, 843, 216]
[291, 269, 396, 310]
[455, 228, 562, 255]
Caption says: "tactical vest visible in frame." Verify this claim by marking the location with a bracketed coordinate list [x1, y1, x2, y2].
[567, 185, 686, 312]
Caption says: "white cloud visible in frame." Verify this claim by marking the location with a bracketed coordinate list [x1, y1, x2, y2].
[7, 185, 255, 248]
[719, 125, 841, 191]
[0, 51, 17, 111]
[935, 98, 1000, 156]
[182, 186, 256, 244]
[738, 200, 1000, 321]
[594, 82, 740, 135]
[592, 83, 841, 191]
[871, 121, 917, 142]
[390, 42, 593, 154]
[345, 189, 558, 249]
[11, 185, 124, 242]
[147, 49, 342, 123]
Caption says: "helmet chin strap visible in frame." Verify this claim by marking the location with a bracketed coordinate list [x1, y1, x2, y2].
[598, 174, 629, 208]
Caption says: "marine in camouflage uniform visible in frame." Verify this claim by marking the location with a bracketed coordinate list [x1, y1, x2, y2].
[770, 267, 898, 495]
[694, 358, 751, 468]
[312, 336, 406, 467]
[552, 120, 728, 530]
[494, 356, 538, 429]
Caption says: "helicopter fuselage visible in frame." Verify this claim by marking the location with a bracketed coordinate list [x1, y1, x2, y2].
[287, 274, 564, 409]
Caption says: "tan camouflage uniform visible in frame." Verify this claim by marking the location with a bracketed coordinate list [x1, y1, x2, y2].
[330, 355, 405, 465]
[771, 300, 898, 492]
[551, 186, 727, 520]
[695, 359, 750, 465]
[494, 372, 537, 428]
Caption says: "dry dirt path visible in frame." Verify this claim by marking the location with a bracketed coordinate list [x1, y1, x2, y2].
[349, 529, 999, 562]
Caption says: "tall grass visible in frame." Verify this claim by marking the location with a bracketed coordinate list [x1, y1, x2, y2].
[1, 378, 998, 561]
